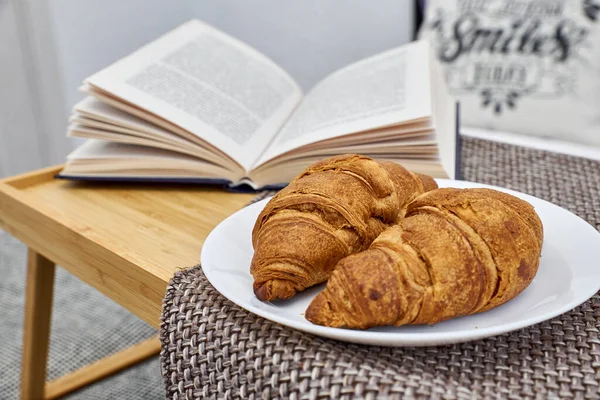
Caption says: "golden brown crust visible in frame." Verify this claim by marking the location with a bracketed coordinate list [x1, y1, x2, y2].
[414, 173, 438, 193]
[305, 187, 543, 329]
[250, 154, 437, 301]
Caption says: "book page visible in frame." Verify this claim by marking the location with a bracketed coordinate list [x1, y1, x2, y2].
[74, 97, 191, 144]
[68, 122, 215, 161]
[257, 41, 433, 166]
[85, 20, 303, 170]
[72, 96, 234, 169]
[63, 140, 237, 181]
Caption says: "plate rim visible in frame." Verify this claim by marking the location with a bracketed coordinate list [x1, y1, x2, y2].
[200, 179, 600, 346]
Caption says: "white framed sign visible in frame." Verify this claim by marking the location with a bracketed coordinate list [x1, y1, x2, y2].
[419, 0, 600, 146]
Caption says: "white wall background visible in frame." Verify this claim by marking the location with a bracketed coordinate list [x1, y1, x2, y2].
[0, 0, 45, 175]
[48, 0, 415, 115]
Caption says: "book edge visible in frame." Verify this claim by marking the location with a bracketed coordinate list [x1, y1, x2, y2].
[455, 102, 463, 181]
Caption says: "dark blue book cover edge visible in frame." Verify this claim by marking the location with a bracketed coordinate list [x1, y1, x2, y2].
[54, 173, 287, 193]
[455, 102, 462, 180]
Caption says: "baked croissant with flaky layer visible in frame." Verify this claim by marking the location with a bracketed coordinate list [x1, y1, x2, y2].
[306, 188, 543, 329]
[250, 154, 438, 301]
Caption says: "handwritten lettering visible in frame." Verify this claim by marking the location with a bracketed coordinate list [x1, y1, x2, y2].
[498, 0, 564, 17]
[458, 0, 490, 13]
[473, 63, 528, 85]
[434, 15, 588, 63]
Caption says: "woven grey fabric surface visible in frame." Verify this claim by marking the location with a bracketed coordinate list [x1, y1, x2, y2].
[160, 137, 600, 400]
[0, 228, 163, 399]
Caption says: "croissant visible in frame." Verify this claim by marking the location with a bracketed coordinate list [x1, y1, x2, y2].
[305, 188, 543, 329]
[250, 154, 438, 301]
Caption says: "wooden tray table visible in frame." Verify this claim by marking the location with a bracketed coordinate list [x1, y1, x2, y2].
[0, 165, 253, 399]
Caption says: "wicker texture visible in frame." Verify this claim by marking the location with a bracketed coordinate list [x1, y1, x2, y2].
[160, 137, 600, 399]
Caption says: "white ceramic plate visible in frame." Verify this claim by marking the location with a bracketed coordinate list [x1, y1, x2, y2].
[201, 180, 600, 347]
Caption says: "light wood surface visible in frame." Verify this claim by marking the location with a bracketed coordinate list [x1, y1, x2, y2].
[1, 165, 255, 398]
[21, 249, 56, 400]
[3, 165, 65, 189]
[0, 166, 255, 328]
[44, 335, 161, 399]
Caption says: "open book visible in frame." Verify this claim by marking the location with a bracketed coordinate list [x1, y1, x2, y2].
[58, 19, 459, 190]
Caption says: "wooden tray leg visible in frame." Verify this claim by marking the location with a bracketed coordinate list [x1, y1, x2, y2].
[19, 248, 161, 399]
[44, 335, 160, 399]
[21, 249, 55, 400]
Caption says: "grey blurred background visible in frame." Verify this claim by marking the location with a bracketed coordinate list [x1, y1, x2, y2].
[0, 0, 415, 177]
